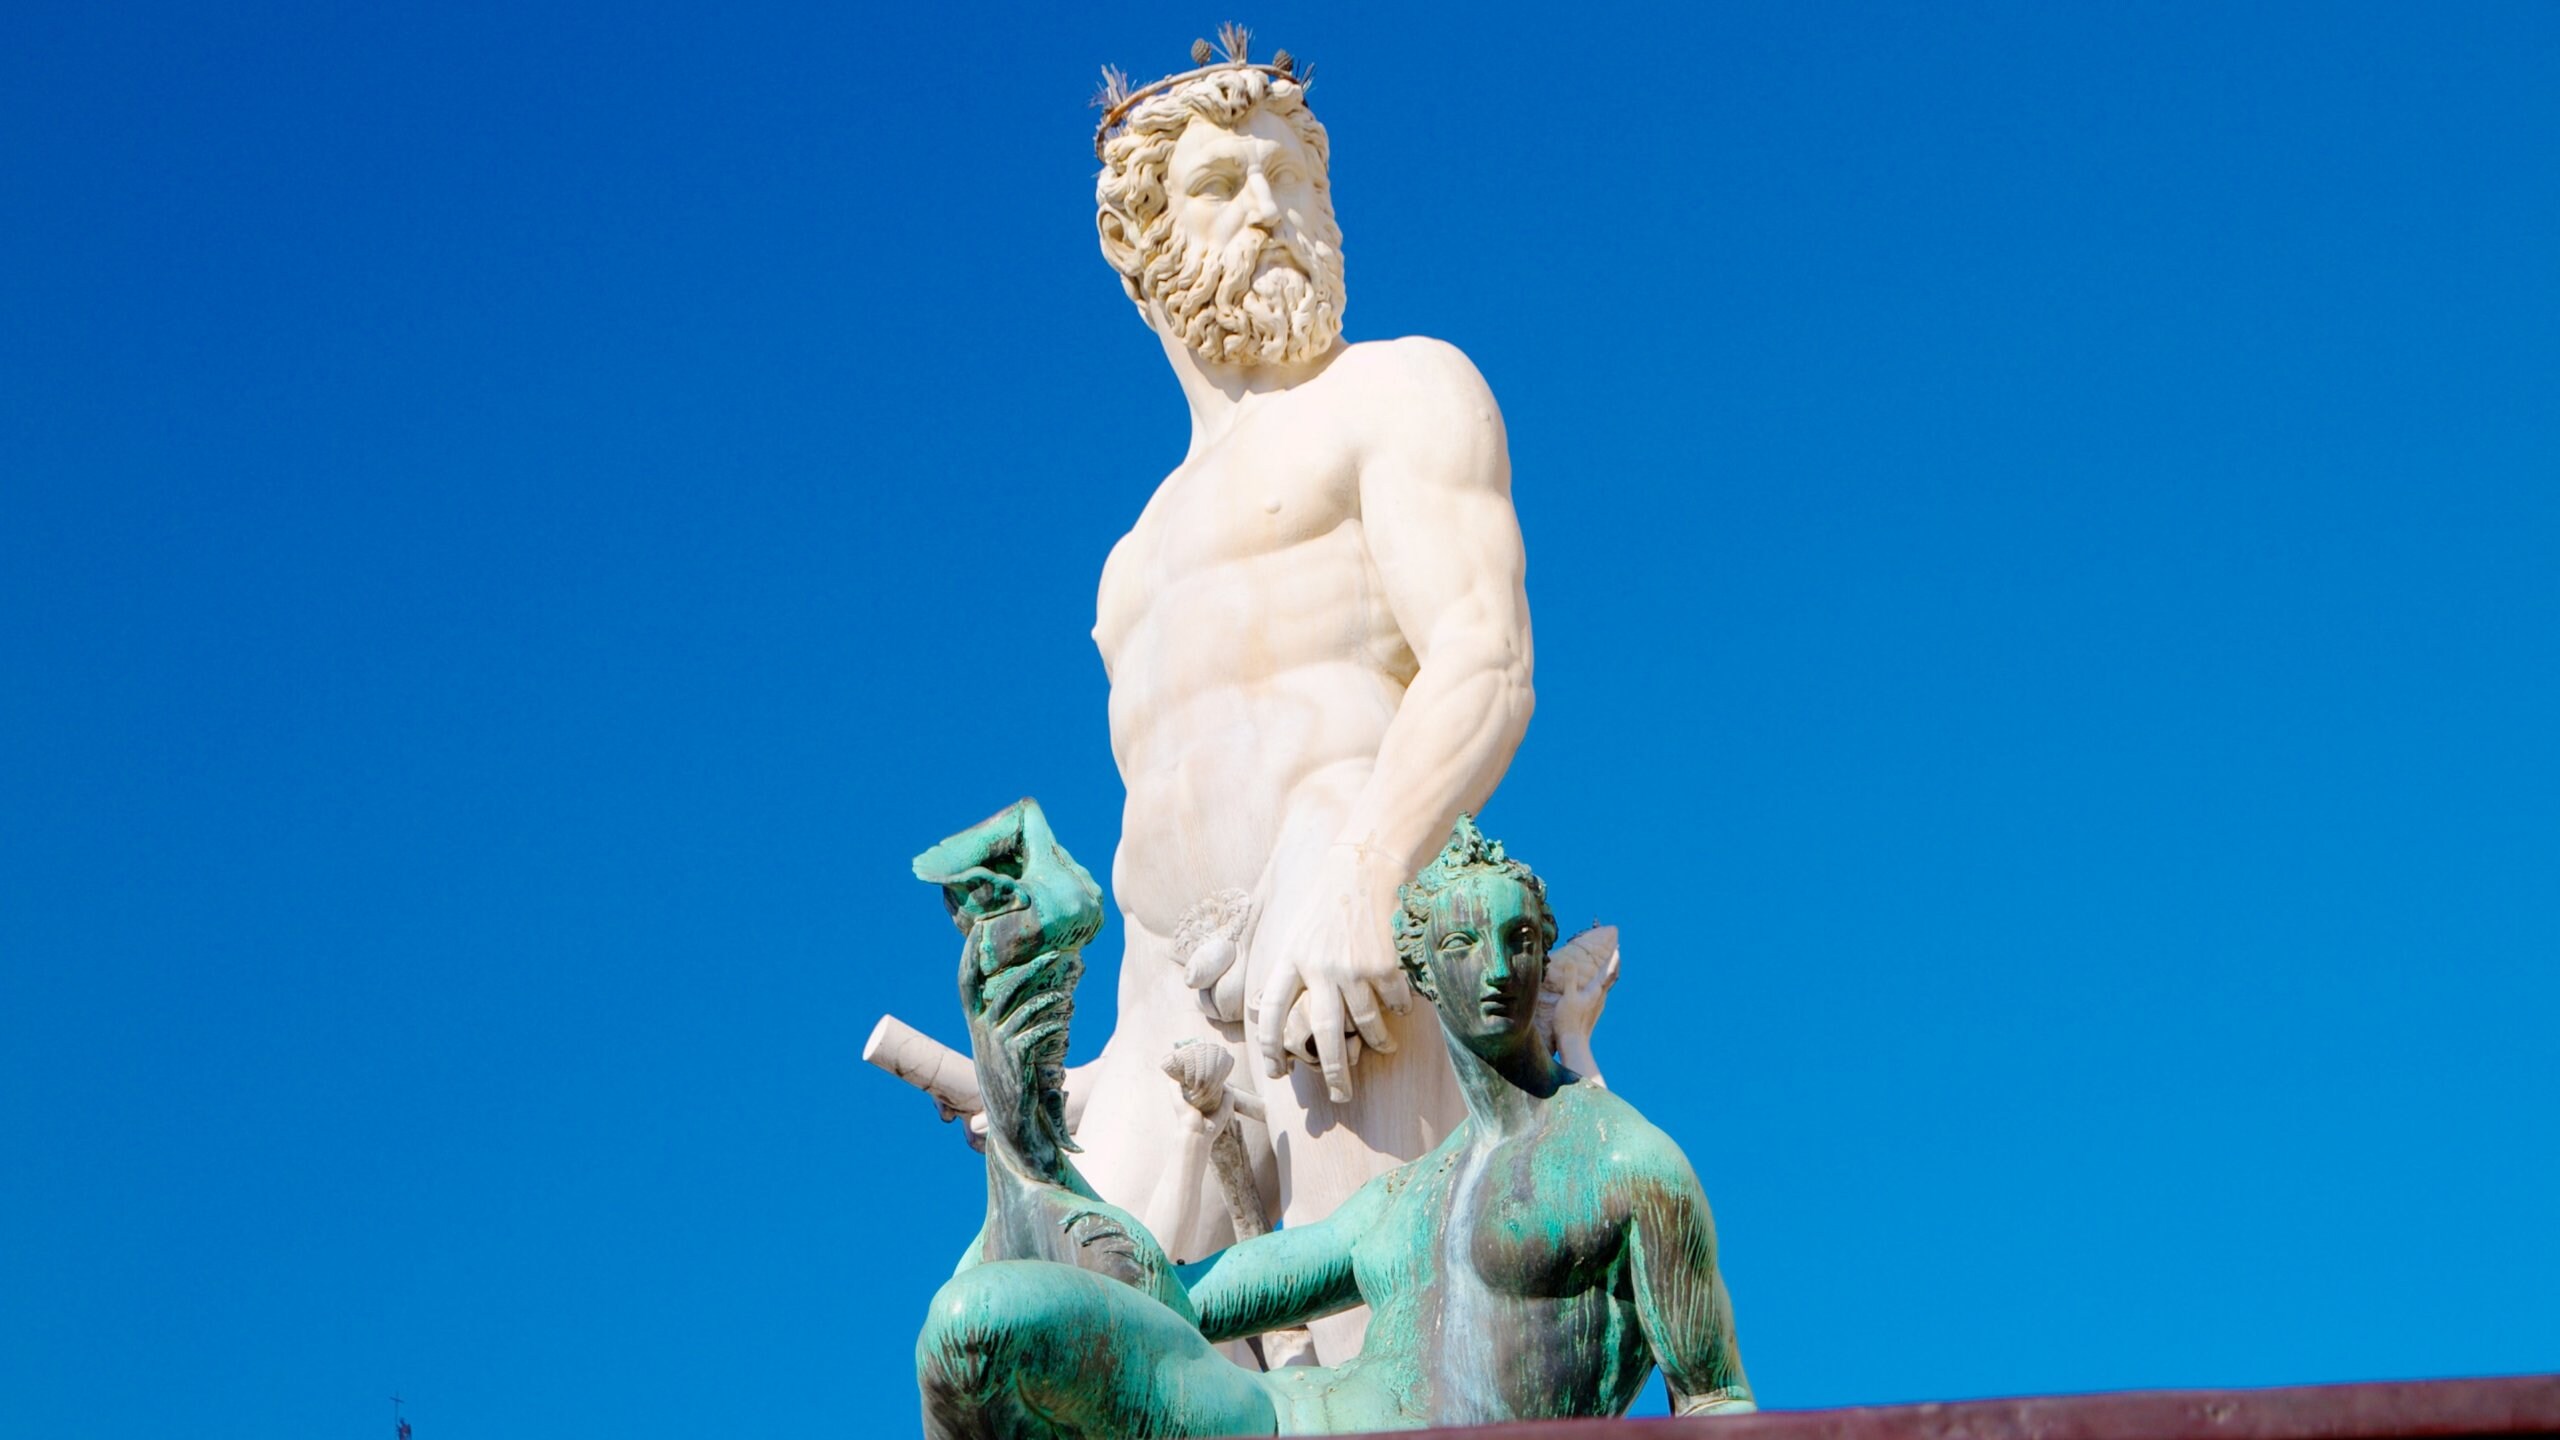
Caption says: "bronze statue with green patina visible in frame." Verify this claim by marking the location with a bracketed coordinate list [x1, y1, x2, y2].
[915, 810, 1753, 1435]
[911, 799, 1196, 1323]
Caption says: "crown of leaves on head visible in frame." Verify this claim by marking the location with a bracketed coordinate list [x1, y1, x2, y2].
[1092, 22, 1315, 159]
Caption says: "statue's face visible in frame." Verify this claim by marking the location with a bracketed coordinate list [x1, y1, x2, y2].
[1421, 873, 1551, 1051]
[1145, 107, 1344, 367]
[1163, 107, 1324, 278]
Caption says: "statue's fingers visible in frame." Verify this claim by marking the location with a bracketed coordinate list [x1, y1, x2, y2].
[1254, 967, 1304, 1078]
[1282, 996, 1315, 1062]
[1344, 979, 1397, 1054]
[1306, 988, 1353, 1104]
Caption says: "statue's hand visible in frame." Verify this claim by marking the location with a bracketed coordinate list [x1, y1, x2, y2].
[1250, 846, 1414, 1104]
[1162, 1041, 1238, 1138]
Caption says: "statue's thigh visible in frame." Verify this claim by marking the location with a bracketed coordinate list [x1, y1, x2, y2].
[920, 1261, 1276, 1439]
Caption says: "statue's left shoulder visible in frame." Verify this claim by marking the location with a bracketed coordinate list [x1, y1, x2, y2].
[1330, 335, 1498, 414]
[1564, 1084, 1703, 1195]
[1330, 337, 1508, 497]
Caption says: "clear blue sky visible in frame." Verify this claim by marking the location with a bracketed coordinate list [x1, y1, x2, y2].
[3, 3, 2554, 1436]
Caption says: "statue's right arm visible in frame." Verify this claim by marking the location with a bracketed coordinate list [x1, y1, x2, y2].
[1185, 1172, 1387, 1341]
[1251, 338, 1536, 1098]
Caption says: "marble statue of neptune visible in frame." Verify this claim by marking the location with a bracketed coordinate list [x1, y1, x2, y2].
[1063, 39, 1537, 1360]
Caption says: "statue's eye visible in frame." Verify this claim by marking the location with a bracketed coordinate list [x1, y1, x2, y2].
[1437, 930, 1476, 952]
[1192, 174, 1237, 199]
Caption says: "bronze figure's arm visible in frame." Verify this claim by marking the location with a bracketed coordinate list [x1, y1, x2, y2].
[1625, 1159, 1755, 1415]
[1186, 1171, 1386, 1342]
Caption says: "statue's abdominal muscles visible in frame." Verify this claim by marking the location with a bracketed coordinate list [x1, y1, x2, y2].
[1098, 446, 1414, 934]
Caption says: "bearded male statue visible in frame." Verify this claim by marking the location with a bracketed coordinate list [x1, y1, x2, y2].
[1056, 33, 1551, 1363]
[861, 32, 1608, 1364]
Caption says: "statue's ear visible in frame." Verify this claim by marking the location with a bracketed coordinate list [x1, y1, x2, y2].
[1096, 208, 1142, 277]
[1399, 944, 1437, 1004]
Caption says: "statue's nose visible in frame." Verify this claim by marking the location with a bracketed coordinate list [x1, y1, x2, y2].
[1239, 173, 1283, 226]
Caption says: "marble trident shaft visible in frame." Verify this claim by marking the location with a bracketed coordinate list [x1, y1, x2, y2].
[1162, 1040, 1315, 1367]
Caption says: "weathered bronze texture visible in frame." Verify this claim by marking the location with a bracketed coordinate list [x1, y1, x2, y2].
[914, 812, 1751, 1436]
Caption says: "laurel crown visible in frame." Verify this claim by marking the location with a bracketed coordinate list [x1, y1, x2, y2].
[1092, 22, 1313, 160]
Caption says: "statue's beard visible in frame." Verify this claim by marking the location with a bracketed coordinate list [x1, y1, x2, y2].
[1146, 217, 1345, 368]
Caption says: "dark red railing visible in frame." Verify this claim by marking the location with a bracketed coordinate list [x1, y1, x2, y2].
[1326, 1375, 2560, 1440]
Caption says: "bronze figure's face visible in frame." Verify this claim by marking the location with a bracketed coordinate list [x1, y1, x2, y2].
[1419, 872, 1551, 1051]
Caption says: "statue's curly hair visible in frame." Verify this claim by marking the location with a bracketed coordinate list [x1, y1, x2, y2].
[1093, 67, 1345, 367]
[1393, 815, 1559, 1000]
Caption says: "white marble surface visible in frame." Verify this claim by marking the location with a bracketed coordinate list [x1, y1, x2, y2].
[1074, 65, 1537, 1362]
[868, 64, 1630, 1363]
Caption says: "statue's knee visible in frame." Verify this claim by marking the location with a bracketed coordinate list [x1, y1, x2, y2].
[917, 1267, 1013, 1380]
[917, 1264, 1101, 1403]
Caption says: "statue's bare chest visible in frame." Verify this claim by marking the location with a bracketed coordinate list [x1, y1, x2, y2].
[1094, 410, 1364, 658]
[1459, 1163, 1624, 1300]
[1369, 1136, 1626, 1305]
[1143, 428, 1358, 570]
